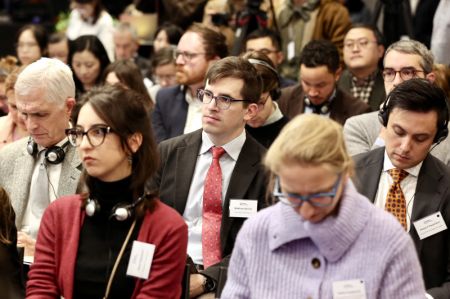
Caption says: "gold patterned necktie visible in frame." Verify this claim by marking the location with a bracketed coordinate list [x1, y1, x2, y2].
[385, 168, 409, 230]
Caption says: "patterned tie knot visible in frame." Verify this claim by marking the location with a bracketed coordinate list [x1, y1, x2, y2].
[211, 146, 226, 160]
[388, 168, 408, 184]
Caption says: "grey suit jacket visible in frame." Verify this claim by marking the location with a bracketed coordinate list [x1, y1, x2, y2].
[353, 147, 450, 299]
[0, 137, 82, 227]
[147, 129, 268, 280]
[337, 69, 386, 111]
[344, 111, 450, 165]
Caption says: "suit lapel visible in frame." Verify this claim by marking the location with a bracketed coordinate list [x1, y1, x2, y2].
[220, 137, 262, 250]
[11, 148, 35, 226]
[57, 145, 82, 196]
[410, 155, 446, 252]
[174, 131, 202, 214]
[354, 148, 384, 201]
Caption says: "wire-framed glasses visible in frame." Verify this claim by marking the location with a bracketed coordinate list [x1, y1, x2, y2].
[197, 88, 250, 110]
[65, 125, 113, 147]
[272, 174, 342, 208]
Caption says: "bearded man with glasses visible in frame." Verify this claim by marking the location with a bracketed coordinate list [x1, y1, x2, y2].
[147, 56, 268, 299]
[152, 23, 228, 143]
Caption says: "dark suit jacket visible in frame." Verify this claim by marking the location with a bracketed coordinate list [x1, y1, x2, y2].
[277, 84, 371, 125]
[353, 147, 450, 299]
[147, 129, 268, 280]
[337, 69, 386, 111]
[151, 85, 188, 143]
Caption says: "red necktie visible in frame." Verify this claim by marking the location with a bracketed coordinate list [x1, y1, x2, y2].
[202, 146, 226, 268]
[385, 168, 409, 230]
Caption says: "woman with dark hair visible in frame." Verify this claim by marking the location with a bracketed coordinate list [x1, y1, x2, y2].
[103, 60, 153, 110]
[153, 23, 183, 52]
[15, 24, 48, 66]
[69, 35, 111, 96]
[0, 187, 24, 299]
[66, 0, 115, 61]
[27, 85, 188, 299]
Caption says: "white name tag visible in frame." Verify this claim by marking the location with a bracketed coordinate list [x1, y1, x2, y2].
[126, 241, 155, 279]
[287, 41, 295, 61]
[332, 279, 367, 299]
[413, 211, 447, 240]
[229, 199, 258, 218]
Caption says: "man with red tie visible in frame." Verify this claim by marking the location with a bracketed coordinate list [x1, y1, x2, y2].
[353, 78, 450, 299]
[147, 56, 268, 298]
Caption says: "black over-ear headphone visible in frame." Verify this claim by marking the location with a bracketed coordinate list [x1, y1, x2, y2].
[378, 93, 450, 144]
[248, 58, 281, 101]
[304, 97, 332, 114]
[27, 138, 70, 165]
[85, 194, 147, 221]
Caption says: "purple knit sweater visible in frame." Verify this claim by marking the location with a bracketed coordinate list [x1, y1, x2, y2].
[221, 181, 426, 299]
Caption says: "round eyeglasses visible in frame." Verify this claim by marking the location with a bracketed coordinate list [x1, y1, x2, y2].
[65, 125, 113, 147]
[382, 67, 424, 82]
[272, 175, 342, 208]
[197, 88, 251, 110]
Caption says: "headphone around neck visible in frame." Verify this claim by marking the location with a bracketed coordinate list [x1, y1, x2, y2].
[27, 138, 70, 165]
[248, 58, 281, 101]
[85, 194, 147, 221]
[378, 94, 450, 144]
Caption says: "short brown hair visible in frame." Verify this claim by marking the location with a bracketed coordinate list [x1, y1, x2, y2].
[187, 23, 228, 59]
[205, 56, 262, 105]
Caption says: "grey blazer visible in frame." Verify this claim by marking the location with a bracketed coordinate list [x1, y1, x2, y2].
[344, 111, 450, 165]
[353, 147, 450, 299]
[0, 137, 82, 227]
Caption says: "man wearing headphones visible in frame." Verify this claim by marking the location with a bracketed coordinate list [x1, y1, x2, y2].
[278, 40, 371, 125]
[0, 58, 81, 260]
[353, 78, 450, 299]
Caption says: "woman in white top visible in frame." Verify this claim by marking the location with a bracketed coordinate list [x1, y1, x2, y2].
[66, 0, 115, 62]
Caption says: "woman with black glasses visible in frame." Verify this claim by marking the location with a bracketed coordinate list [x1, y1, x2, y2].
[221, 114, 427, 299]
[27, 85, 188, 299]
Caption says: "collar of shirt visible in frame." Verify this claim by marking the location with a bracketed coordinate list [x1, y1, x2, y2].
[37, 137, 70, 153]
[264, 101, 284, 126]
[351, 69, 378, 87]
[200, 129, 246, 161]
[382, 150, 423, 178]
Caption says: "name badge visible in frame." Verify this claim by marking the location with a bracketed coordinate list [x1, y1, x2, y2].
[413, 211, 447, 240]
[229, 199, 258, 218]
[287, 41, 295, 61]
[126, 241, 155, 279]
[332, 279, 367, 299]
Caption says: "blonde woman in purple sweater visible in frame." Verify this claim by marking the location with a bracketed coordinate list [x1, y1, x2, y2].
[222, 114, 426, 299]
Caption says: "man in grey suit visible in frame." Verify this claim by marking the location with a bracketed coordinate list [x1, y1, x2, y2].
[344, 39, 450, 165]
[0, 58, 81, 258]
[353, 79, 450, 299]
[147, 56, 267, 298]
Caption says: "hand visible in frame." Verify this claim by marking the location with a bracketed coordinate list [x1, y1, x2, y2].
[189, 273, 206, 298]
[17, 231, 36, 257]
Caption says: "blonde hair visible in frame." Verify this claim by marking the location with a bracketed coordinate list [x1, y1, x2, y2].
[265, 114, 353, 175]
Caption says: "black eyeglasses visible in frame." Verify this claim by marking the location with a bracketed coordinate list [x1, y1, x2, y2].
[197, 88, 250, 110]
[272, 175, 342, 208]
[65, 125, 113, 147]
[382, 67, 425, 82]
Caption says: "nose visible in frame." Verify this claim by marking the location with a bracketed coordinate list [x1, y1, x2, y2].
[25, 116, 38, 131]
[392, 71, 404, 88]
[399, 136, 412, 153]
[79, 134, 91, 150]
[175, 54, 185, 65]
[297, 202, 316, 220]
[308, 88, 319, 98]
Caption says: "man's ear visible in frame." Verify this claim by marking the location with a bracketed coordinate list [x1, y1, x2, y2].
[426, 71, 436, 84]
[65, 97, 76, 116]
[127, 132, 143, 154]
[243, 103, 259, 121]
[334, 66, 343, 82]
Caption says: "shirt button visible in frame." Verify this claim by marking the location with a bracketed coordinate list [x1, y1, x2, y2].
[311, 258, 321, 269]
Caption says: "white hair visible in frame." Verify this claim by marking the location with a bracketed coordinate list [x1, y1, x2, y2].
[15, 57, 75, 107]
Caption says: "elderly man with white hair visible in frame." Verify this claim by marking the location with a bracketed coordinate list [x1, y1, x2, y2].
[0, 58, 82, 259]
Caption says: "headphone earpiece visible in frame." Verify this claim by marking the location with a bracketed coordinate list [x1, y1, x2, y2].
[248, 58, 281, 101]
[85, 194, 147, 221]
[27, 138, 70, 165]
